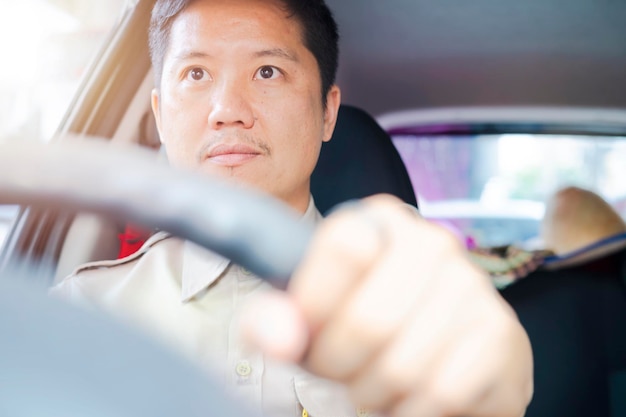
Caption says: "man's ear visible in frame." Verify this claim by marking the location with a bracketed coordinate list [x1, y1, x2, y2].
[322, 85, 341, 143]
[151, 88, 164, 144]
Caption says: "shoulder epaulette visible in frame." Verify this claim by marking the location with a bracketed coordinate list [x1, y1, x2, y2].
[70, 231, 172, 276]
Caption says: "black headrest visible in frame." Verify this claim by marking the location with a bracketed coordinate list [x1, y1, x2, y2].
[311, 105, 418, 215]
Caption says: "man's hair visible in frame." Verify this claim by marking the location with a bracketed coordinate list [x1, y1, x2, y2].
[149, 0, 339, 105]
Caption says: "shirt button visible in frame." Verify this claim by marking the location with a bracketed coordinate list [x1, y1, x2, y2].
[240, 266, 252, 276]
[301, 409, 308, 417]
[356, 407, 371, 417]
[235, 360, 252, 377]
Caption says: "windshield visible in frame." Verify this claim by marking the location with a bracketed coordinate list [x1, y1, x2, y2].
[393, 134, 626, 248]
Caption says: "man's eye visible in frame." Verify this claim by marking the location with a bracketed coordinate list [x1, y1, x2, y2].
[186, 67, 208, 81]
[255, 66, 280, 80]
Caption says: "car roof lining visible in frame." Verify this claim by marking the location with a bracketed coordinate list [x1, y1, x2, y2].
[327, 0, 626, 115]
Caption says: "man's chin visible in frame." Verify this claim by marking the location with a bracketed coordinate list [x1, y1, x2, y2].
[198, 165, 268, 190]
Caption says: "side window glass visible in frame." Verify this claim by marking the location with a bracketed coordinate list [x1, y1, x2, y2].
[393, 134, 626, 248]
[0, 0, 128, 248]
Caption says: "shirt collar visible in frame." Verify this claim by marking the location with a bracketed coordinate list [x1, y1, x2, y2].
[181, 195, 322, 302]
[301, 194, 323, 224]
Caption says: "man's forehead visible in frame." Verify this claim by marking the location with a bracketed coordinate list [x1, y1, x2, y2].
[172, 0, 301, 37]
[165, 0, 307, 59]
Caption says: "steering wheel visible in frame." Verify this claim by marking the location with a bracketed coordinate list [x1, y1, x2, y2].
[0, 140, 314, 416]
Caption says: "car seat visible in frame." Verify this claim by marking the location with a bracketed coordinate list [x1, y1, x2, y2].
[311, 104, 418, 215]
[501, 246, 626, 417]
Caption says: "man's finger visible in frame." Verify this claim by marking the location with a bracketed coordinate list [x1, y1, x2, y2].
[289, 200, 389, 336]
[240, 291, 309, 362]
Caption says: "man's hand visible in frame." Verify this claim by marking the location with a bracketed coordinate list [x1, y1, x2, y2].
[242, 195, 533, 417]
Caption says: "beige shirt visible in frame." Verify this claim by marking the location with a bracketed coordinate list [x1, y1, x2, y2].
[51, 198, 376, 417]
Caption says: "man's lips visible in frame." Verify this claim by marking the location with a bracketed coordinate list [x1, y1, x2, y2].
[205, 144, 262, 166]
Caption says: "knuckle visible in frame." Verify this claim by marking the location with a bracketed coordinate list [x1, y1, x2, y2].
[484, 303, 517, 342]
[362, 193, 404, 208]
[426, 381, 474, 415]
[316, 212, 384, 260]
[405, 219, 465, 260]
[342, 308, 390, 345]
[377, 356, 420, 392]
[429, 223, 464, 252]
[316, 214, 354, 247]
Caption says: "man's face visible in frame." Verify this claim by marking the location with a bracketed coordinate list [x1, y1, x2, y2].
[152, 0, 341, 213]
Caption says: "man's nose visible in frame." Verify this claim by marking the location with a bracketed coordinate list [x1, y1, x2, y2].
[207, 80, 255, 129]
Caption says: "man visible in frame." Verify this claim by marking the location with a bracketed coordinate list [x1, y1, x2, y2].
[52, 1, 533, 416]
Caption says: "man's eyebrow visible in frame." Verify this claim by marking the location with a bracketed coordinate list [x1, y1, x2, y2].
[172, 51, 212, 62]
[170, 49, 299, 63]
[254, 48, 299, 62]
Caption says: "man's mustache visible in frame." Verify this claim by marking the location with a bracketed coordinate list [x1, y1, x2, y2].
[197, 133, 272, 163]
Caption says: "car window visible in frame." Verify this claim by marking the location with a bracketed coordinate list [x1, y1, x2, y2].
[393, 134, 626, 248]
[0, 0, 128, 248]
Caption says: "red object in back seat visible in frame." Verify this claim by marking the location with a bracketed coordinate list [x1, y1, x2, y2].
[117, 224, 152, 259]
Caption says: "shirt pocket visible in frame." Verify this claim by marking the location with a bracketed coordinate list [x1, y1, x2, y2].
[293, 374, 359, 417]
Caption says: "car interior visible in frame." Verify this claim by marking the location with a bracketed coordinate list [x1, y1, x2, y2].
[1, 0, 626, 416]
